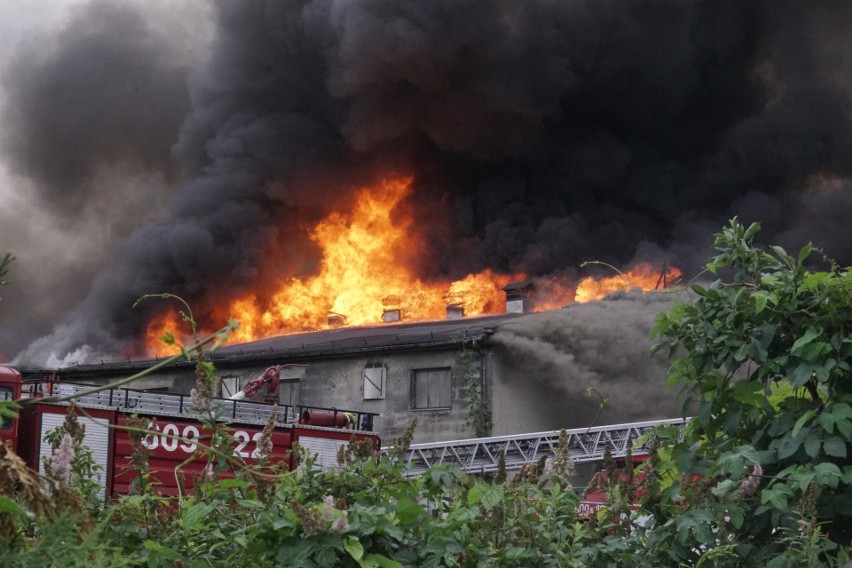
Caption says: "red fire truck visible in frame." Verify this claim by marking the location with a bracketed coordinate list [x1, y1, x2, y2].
[0, 365, 380, 497]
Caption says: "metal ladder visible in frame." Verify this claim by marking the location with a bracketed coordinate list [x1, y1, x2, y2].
[389, 418, 688, 475]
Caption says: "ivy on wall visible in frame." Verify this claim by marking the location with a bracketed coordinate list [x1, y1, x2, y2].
[456, 335, 492, 438]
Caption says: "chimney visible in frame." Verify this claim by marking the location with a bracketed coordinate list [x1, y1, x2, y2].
[327, 313, 346, 327]
[446, 304, 464, 319]
[503, 281, 535, 313]
[382, 309, 401, 323]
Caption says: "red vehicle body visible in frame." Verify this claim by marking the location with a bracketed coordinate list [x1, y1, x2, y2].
[0, 365, 379, 497]
[580, 454, 703, 520]
[579, 455, 649, 517]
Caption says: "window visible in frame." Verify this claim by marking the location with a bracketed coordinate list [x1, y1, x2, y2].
[362, 366, 386, 400]
[411, 368, 451, 410]
[220, 376, 240, 399]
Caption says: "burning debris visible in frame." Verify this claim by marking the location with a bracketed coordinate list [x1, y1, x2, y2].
[4, 2, 852, 364]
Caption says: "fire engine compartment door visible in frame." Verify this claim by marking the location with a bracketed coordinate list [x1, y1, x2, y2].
[38, 412, 111, 500]
[296, 435, 349, 470]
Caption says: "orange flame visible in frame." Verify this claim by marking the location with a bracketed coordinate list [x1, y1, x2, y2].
[574, 263, 682, 303]
[145, 310, 184, 358]
[224, 179, 521, 343]
[199, 177, 519, 348]
[143, 177, 681, 354]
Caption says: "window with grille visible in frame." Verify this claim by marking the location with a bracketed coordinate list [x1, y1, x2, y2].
[410, 368, 452, 410]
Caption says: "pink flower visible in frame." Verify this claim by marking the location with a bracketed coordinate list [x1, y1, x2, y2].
[738, 464, 763, 497]
[50, 433, 74, 485]
[331, 515, 350, 533]
[190, 388, 210, 412]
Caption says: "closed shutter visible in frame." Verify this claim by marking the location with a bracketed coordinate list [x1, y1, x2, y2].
[297, 435, 349, 470]
[362, 366, 385, 400]
[412, 368, 451, 409]
[221, 376, 240, 398]
[39, 412, 110, 499]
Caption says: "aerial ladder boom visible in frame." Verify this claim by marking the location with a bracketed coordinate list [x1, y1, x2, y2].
[389, 418, 688, 475]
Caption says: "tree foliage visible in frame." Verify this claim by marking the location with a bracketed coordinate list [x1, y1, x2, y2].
[651, 218, 852, 558]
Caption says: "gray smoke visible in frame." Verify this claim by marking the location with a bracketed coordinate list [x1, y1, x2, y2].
[490, 292, 685, 429]
[4, 1, 852, 364]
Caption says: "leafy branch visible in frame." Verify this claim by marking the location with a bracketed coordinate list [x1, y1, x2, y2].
[133, 292, 199, 343]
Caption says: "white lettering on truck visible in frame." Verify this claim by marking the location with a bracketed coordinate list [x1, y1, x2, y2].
[142, 422, 267, 457]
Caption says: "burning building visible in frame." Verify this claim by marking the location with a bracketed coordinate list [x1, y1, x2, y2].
[3, 1, 852, 390]
[25, 289, 681, 443]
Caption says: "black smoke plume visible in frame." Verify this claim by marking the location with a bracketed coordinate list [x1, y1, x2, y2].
[5, 0, 852, 364]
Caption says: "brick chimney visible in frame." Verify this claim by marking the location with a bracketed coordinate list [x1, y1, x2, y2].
[382, 308, 401, 323]
[446, 304, 464, 319]
[327, 313, 346, 327]
[503, 281, 535, 313]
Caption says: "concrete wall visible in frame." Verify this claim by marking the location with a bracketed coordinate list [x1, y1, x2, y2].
[205, 347, 483, 444]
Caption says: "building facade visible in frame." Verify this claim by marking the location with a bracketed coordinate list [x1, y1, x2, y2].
[25, 293, 683, 444]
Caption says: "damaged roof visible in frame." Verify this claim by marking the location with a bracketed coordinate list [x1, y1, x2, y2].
[211, 312, 523, 365]
[23, 313, 524, 379]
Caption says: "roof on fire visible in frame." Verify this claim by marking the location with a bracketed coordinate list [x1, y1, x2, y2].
[22, 312, 527, 378]
[212, 312, 523, 364]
